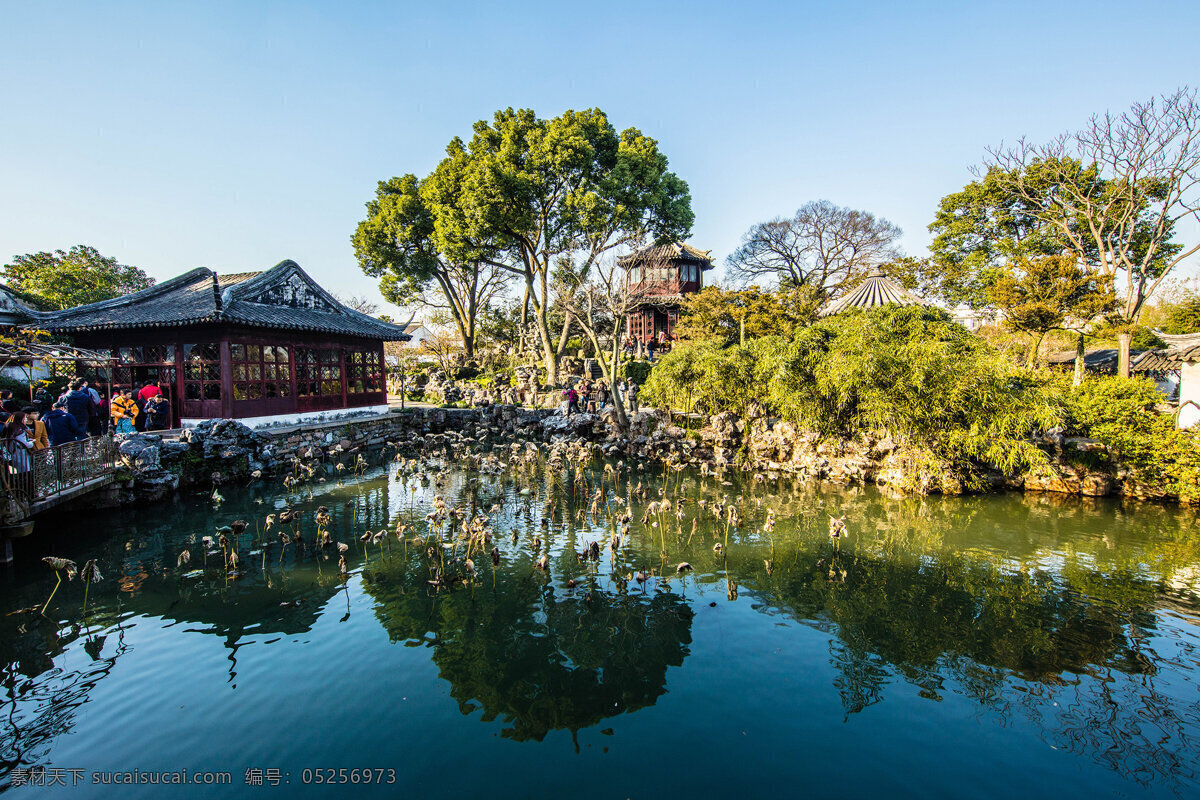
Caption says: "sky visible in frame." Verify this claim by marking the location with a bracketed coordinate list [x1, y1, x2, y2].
[3, 0, 1199, 318]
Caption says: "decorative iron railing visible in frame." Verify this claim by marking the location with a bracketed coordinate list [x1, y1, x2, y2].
[3, 436, 120, 507]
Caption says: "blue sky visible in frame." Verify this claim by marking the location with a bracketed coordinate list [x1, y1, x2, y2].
[3, 0, 1198, 316]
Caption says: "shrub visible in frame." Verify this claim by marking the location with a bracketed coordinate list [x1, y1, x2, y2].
[1160, 297, 1200, 334]
[622, 360, 654, 386]
[0, 375, 39, 402]
[1131, 326, 1166, 350]
[1065, 376, 1200, 502]
[646, 305, 1062, 477]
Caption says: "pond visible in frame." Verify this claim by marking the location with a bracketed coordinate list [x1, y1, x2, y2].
[2, 452, 1199, 798]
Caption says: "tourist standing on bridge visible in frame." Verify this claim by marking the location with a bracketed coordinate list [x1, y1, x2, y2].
[1, 412, 35, 474]
[136, 381, 161, 431]
[19, 406, 49, 451]
[64, 379, 94, 435]
[33, 385, 53, 416]
[87, 384, 107, 436]
[45, 400, 86, 446]
[0, 390, 21, 415]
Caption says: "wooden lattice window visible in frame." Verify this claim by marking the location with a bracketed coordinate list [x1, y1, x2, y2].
[295, 347, 342, 397]
[231, 344, 291, 401]
[183, 343, 222, 401]
[346, 349, 382, 394]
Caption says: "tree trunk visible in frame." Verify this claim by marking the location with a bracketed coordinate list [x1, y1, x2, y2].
[1026, 331, 1046, 368]
[1117, 331, 1132, 379]
[605, 333, 630, 432]
[534, 298, 558, 385]
[1072, 332, 1086, 387]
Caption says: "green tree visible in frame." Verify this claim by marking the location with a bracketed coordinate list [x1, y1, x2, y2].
[353, 174, 508, 357]
[419, 107, 693, 383]
[985, 253, 1116, 377]
[927, 164, 1079, 308]
[2, 245, 154, 310]
[674, 285, 819, 346]
[936, 88, 1200, 376]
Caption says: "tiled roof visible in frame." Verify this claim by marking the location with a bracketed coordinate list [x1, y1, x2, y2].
[819, 271, 926, 317]
[619, 241, 715, 269]
[1046, 348, 1124, 368]
[1128, 330, 1200, 372]
[25, 260, 413, 341]
[1132, 344, 1200, 372]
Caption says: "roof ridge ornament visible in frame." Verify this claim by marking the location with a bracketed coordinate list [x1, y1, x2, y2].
[212, 273, 223, 314]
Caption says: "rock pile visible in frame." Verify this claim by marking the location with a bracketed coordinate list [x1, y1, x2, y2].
[113, 419, 278, 503]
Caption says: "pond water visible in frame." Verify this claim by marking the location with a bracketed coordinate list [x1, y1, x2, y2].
[2, 453, 1199, 798]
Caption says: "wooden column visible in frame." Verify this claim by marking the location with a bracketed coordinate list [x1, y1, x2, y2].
[173, 340, 185, 428]
[339, 346, 348, 410]
[219, 337, 233, 419]
[287, 343, 298, 414]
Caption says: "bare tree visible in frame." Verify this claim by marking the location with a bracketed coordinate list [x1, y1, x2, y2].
[420, 324, 461, 375]
[562, 251, 663, 432]
[335, 294, 381, 316]
[386, 260, 510, 359]
[726, 200, 902, 295]
[985, 87, 1200, 376]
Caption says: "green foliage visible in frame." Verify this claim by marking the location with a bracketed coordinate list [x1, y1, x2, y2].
[0, 376, 37, 402]
[927, 164, 1080, 307]
[675, 285, 819, 346]
[622, 360, 653, 385]
[396, 106, 693, 380]
[927, 159, 1179, 316]
[986, 254, 1116, 359]
[1157, 296, 1200, 334]
[1065, 376, 1200, 502]
[1131, 326, 1165, 350]
[646, 305, 1062, 477]
[2, 245, 154, 310]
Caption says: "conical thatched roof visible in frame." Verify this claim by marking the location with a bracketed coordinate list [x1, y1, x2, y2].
[818, 271, 925, 317]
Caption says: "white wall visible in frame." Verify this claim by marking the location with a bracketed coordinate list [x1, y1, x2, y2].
[182, 404, 392, 431]
[1178, 362, 1200, 428]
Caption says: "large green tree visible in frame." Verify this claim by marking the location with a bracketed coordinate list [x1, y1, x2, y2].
[931, 88, 1200, 376]
[353, 174, 508, 358]
[418, 107, 693, 383]
[2, 245, 154, 310]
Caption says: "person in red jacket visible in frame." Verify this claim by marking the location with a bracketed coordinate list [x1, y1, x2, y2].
[135, 382, 160, 431]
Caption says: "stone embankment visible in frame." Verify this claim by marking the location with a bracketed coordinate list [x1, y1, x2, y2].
[78, 402, 1166, 510]
[90, 407, 556, 508]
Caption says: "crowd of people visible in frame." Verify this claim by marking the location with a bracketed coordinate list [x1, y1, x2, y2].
[1, 379, 172, 475]
[561, 377, 639, 417]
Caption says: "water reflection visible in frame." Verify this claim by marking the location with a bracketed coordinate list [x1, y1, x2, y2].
[364, 565, 693, 743]
[0, 459, 1197, 794]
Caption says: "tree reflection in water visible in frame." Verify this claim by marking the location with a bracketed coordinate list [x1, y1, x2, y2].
[727, 484, 1200, 789]
[363, 562, 694, 744]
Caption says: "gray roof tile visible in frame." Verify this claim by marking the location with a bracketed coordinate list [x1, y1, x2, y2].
[25, 260, 412, 341]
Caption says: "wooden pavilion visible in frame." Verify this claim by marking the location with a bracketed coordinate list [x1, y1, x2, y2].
[621, 242, 714, 342]
[26, 260, 411, 427]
